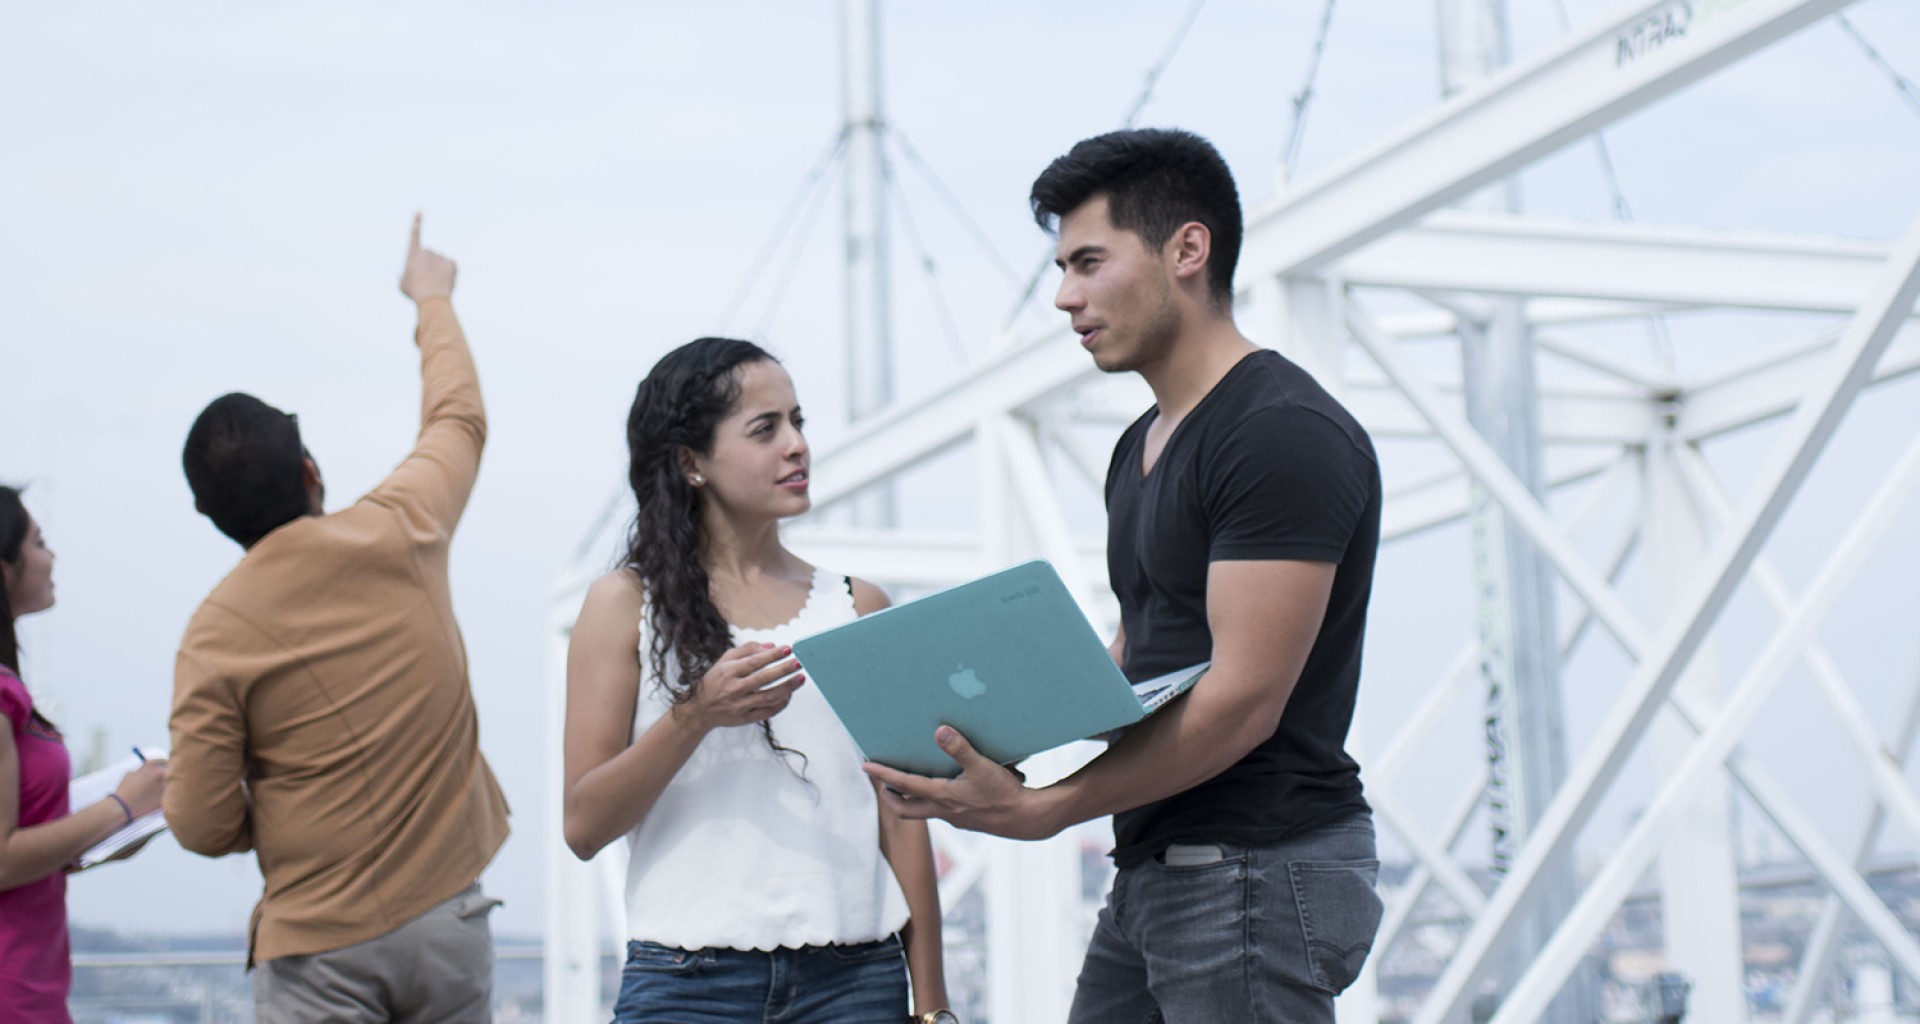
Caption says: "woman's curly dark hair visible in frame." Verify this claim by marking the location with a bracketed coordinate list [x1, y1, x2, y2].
[624, 337, 804, 766]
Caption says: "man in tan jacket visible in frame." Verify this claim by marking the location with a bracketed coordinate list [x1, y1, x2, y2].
[167, 217, 510, 1024]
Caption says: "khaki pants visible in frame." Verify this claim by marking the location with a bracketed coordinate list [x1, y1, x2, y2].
[253, 884, 502, 1024]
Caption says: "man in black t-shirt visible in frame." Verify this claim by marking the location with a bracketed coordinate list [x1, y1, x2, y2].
[867, 128, 1383, 1023]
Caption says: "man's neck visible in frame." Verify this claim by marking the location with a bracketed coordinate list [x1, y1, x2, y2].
[1139, 316, 1260, 424]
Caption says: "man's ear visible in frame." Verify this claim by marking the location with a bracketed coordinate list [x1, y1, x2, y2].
[301, 458, 323, 490]
[1166, 221, 1212, 286]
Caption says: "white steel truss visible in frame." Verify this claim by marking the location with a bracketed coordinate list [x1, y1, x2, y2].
[544, 0, 1920, 1018]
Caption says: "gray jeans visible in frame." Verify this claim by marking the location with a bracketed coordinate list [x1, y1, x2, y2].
[253, 884, 502, 1024]
[1067, 815, 1383, 1024]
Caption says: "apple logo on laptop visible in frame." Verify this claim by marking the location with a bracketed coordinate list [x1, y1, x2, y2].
[947, 664, 988, 699]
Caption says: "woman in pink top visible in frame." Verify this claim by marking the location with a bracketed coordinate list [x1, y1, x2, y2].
[1, 486, 169, 1023]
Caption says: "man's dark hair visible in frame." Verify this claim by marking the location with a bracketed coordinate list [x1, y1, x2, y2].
[1030, 128, 1243, 309]
[183, 393, 312, 548]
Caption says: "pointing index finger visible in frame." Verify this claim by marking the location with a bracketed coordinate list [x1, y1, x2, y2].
[409, 212, 422, 255]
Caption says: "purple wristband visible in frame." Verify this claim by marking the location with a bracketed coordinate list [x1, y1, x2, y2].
[107, 793, 134, 826]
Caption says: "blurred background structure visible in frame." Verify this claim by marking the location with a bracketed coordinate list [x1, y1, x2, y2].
[5, 0, 1920, 1020]
[548, 1, 1920, 1021]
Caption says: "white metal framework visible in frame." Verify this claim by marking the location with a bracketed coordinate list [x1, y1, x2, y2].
[545, 0, 1920, 1019]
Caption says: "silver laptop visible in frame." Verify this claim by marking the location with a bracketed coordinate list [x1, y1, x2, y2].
[792, 560, 1208, 778]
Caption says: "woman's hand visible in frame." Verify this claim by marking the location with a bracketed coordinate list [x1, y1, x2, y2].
[113, 759, 169, 818]
[67, 834, 155, 874]
[678, 642, 806, 732]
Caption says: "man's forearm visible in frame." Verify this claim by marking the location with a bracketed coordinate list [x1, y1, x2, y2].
[414, 296, 485, 443]
[165, 793, 253, 856]
[1036, 675, 1282, 836]
[370, 295, 486, 528]
[162, 760, 254, 856]
[1034, 559, 1331, 832]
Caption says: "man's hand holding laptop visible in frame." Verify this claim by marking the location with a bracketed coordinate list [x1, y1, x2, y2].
[864, 726, 1059, 841]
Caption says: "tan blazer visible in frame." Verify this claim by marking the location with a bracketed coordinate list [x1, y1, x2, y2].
[166, 297, 510, 964]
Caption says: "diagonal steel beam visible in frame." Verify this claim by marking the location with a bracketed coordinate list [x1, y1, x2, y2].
[1779, 669, 1920, 1024]
[807, 324, 1092, 509]
[1412, 207, 1920, 1024]
[1348, 302, 1650, 658]
[1369, 459, 1639, 968]
[1353, 302, 1911, 1020]
[989, 415, 1101, 616]
[1672, 443, 1920, 852]
[1488, 423, 1920, 1023]
[1671, 442, 1920, 1024]
[1535, 333, 1678, 394]
[1376, 455, 1637, 784]
[1240, 0, 1859, 276]
[1678, 324, 1920, 442]
[1376, 779, 1488, 958]
[1383, 450, 1623, 541]
[801, 0, 1859, 508]
[1373, 786, 1490, 918]
[1373, 647, 1480, 788]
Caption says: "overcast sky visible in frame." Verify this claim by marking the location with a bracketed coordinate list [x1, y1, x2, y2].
[4, 0, 1919, 943]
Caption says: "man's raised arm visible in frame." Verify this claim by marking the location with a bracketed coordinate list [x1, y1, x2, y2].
[369, 214, 485, 534]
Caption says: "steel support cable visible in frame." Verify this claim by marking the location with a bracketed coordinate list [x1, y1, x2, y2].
[719, 127, 851, 333]
[1119, 0, 1211, 129]
[1546, 0, 1678, 370]
[1280, 0, 1342, 180]
[884, 154, 972, 366]
[1002, 0, 1212, 329]
[886, 126, 1024, 288]
[570, 483, 627, 568]
[574, 124, 850, 585]
[1836, 12, 1920, 121]
[751, 154, 842, 339]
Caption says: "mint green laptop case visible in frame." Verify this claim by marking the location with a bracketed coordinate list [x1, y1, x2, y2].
[792, 560, 1203, 778]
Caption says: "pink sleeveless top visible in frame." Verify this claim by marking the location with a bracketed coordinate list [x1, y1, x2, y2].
[0, 665, 74, 1024]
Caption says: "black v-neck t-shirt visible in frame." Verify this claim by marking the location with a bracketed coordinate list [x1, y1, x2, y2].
[1105, 349, 1380, 865]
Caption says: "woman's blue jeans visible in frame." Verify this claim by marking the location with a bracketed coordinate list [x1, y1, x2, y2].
[611, 934, 908, 1024]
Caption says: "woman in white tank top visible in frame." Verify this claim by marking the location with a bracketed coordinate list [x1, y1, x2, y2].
[561, 338, 956, 1024]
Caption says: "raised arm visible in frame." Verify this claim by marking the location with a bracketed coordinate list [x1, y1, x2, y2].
[561, 571, 808, 860]
[368, 215, 485, 534]
[163, 644, 253, 857]
[868, 560, 1333, 839]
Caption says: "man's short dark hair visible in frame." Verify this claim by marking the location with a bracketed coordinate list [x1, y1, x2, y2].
[1030, 128, 1243, 309]
[183, 393, 311, 548]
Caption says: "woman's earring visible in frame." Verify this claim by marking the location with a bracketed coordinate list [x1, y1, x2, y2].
[691, 474, 705, 486]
